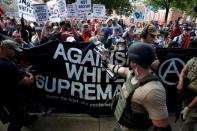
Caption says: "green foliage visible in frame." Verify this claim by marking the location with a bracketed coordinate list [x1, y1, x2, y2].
[95, 0, 132, 15]
[143, 0, 197, 19]
[172, 0, 197, 17]
[143, 0, 173, 21]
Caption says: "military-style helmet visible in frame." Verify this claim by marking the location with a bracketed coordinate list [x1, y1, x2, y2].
[128, 42, 157, 68]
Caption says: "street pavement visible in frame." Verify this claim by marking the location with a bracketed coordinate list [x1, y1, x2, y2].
[0, 113, 182, 131]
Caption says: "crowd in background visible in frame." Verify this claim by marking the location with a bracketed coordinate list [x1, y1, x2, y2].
[1, 9, 197, 131]
[0, 14, 197, 51]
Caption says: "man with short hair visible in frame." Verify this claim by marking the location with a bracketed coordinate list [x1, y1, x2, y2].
[102, 19, 113, 41]
[112, 17, 123, 35]
[105, 27, 122, 50]
[89, 30, 105, 44]
[0, 40, 37, 131]
[101, 42, 171, 131]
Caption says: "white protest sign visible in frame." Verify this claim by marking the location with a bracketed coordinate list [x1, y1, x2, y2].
[57, 0, 67, 17]
[67, 3, 77, 18]
[33, 4, 49, 22]
[86, 12, 93, 20]
[76, 10, 92, 20]
[16, 0, 36, 21]
[93, 4, 106, 19]
[76, 0, 91, 11]
[77, 11, 86, 20]
[47, 0, 61, 22]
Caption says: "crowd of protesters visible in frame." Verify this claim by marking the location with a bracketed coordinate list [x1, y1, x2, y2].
[0, 14, 197, 51]
[0, 8, 197, 131]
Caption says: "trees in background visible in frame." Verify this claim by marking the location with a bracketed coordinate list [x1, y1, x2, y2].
[43, 0, 197, 21]
[144, 0, 197, 22]
[144, 0, 172, 22]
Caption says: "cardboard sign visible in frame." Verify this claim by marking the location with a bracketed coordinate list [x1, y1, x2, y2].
[76, 0, 91, 11]
[47, 0, 61, 22]
[67, 3, 77, 18]
[33, 4, 49, 22]
[77, 11, 86, 20]
[93, 4, 106, 19]
[16, 0, 36, 21]
[57, 0, 67, 17]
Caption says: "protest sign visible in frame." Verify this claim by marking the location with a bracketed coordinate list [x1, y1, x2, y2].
[67, 3, 77, 18]
[76, 10, 91, 20]
[16, 0, 36, 21]
[57, 0, 67, 17]
[77, 0, 91, 11]
[86, 12, 93, 20]
[47, 0, 61, 22]
[76, 11, 86, 20]
[33, 4, 49, 22]
[133, 11, 144, 33]
[93, 4, 106, 19]
[134, 11, 143, 20]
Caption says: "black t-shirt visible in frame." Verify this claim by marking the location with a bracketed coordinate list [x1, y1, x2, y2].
[0, 58, 25, 99]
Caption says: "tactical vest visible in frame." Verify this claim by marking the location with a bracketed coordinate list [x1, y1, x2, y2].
[187, 57, 197, 92]
[113, 73, 159, 129]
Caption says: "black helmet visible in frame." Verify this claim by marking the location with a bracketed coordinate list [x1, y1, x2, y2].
[128, 42, 157, 68]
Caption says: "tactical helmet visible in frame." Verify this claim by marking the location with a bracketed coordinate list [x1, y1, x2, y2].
[128, 42, 157, 68]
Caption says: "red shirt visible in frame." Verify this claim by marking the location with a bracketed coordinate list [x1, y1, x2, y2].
[82, 32, 91, 42]
[182, 35, 191, 48]
[60, 31, 73, 42]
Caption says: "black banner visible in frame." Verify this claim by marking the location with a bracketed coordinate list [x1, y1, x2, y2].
[21, 41, 197, 114]
[156, 48, 197, 110]
[22, 40, 124, 114]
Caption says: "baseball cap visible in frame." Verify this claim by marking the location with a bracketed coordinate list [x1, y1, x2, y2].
[147, 25, 158, 36]
[0, 40, 22, 52]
